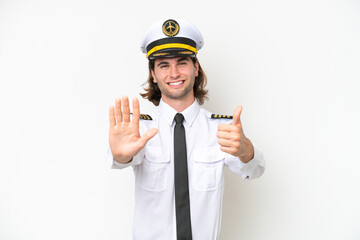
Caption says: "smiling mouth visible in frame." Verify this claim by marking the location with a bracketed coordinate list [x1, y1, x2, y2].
[168, 81, 184, 86]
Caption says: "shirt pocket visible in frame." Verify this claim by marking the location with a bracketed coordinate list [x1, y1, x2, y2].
[192, 148, 225, 191]
[135, 146, 170, 192]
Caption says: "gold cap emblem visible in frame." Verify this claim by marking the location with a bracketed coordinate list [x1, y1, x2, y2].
[162, 19, 180, 37]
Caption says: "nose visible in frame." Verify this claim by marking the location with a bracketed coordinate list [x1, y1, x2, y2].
[169, 65, 180, 79]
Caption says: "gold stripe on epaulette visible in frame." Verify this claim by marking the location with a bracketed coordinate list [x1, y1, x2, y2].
[140, 114, 152, 120]
[211, 114, 233, 119]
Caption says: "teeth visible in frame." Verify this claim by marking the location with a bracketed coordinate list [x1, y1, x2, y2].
[169, 81, 184, 86]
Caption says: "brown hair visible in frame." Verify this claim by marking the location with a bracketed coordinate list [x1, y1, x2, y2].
[140, 57, 208, 106]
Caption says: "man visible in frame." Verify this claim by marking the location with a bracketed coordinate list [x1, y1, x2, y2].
[108, 18, 265, 240]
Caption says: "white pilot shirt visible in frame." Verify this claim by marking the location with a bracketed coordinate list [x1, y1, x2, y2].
[108, 99, 265, 240]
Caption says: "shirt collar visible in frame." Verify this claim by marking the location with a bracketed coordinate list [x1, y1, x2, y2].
[157, 99, 200, 127]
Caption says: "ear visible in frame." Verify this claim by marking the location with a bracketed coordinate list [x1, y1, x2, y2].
[151, 69, 157, 83]
[194, 60, 199, 77]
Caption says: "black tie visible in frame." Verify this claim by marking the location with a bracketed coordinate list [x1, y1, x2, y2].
[174, 113, 192, 240]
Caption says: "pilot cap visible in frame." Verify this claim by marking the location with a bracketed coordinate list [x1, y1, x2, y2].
[140, 18, 204, 59]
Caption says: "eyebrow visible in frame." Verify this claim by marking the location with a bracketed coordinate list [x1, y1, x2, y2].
[157, 61, 169, 67]
[156, 57, 190, 67]
[177, 57, 189, 62]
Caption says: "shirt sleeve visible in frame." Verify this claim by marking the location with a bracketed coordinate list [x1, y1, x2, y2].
[106, 147, 145, 169]
[224, 144, 265, 180]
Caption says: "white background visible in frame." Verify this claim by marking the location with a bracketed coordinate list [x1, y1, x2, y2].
[1, 0, 359, 239]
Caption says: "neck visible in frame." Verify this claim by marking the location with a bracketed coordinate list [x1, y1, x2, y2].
[161, 95, 195, 112]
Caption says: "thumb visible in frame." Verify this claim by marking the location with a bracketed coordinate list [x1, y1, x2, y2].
[140, 128, 158, 144]
[232, 105, 243, 126]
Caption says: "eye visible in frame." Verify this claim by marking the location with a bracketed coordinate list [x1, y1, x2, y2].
[159, 64, 168, 69]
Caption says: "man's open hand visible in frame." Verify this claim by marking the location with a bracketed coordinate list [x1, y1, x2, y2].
[217, 106, 254, 163]
[109, 96, 158, 164]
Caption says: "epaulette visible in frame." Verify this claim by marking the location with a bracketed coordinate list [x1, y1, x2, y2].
[211, 114, 233, 119]
[140, 114, 153, 120]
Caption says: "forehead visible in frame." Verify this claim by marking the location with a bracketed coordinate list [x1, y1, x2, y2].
[154, 56, 191, 64]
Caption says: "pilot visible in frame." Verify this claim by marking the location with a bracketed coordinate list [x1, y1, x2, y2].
[108, 18, 265, 240]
